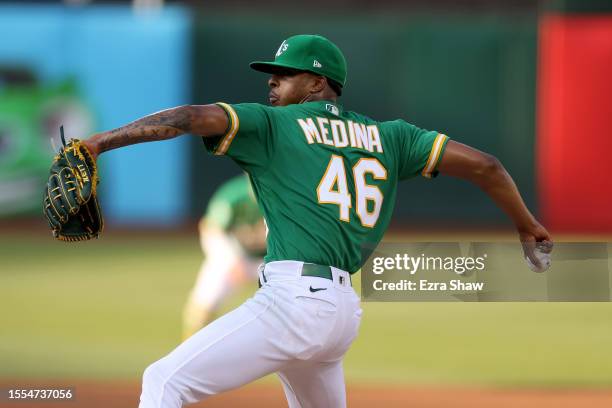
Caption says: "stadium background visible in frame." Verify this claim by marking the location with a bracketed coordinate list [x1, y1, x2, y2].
[1, 0, 611, 406]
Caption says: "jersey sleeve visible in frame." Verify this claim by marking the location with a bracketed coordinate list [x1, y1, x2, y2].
[203, 102, 275, 174]
[386, 120, 449, 180]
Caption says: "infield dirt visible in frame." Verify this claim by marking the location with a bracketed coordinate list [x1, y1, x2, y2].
[2, 380, 612, 408]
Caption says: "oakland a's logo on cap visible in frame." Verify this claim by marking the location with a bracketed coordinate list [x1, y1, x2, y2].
[275, 40, 289, 57]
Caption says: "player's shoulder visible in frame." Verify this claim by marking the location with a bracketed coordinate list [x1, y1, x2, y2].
[229, 101, 310, 120]
[344, 110, 417, 137]
[343, 109, 413, 128]
[379, 118, 432, 145]
[228, 102, 273, 114]
[342, 109, 378, 125]
[378, 118, 414, 131]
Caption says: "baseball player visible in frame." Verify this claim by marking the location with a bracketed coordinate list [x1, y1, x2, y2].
[182, 174, 266, 340]
[77, 34, 552, 407]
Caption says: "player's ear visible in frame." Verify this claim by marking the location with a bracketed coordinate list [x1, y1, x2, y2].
[310, 75, 327, 94]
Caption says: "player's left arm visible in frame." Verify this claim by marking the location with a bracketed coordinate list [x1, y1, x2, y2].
[81, 104, 228, 159]
[436, 140, 553, 263]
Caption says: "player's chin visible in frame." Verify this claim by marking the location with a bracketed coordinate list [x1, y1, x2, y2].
[269, 98, 280, 106]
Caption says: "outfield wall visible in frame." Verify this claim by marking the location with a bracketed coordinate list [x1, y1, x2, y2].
[3, 4, 609, 231]
[0, 5, 191, 225]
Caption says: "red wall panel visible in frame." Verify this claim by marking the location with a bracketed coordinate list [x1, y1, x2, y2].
[537, 14, 612, 232]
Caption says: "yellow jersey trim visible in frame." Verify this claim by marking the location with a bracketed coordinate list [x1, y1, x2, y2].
[215, 102, 240, 155]
[422, 133, 448, 178]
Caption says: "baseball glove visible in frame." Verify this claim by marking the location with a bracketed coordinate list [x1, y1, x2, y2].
[43, 129, 103, 242]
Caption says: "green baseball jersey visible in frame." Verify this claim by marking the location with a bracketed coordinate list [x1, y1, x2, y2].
[205, 174, 261, 232]
[204, 100, 448, 273]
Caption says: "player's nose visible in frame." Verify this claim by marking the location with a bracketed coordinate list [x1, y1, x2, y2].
[268, 75, 279, 88]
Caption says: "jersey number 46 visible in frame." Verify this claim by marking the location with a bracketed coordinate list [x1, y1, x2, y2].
[317, 155, 387, 228]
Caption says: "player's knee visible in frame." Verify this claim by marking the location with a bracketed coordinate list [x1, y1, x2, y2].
[141, 359, 182, 405]
[142, 360, 166, 393]
[142, 360, 161, 385]
[141, 358, 215, 407]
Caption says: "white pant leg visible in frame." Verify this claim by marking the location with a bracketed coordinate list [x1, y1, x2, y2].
[140, 290, 287, 408]
[278, 360, 347, 408]
[270, 264, 362, 408]
[276, 279, 361, 408]
[142, 261, 362, 408]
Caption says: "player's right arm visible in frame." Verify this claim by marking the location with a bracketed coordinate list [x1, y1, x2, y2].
[390, 119, 552, 266]
[437, 140, 553, 263]
[81, 104, 228, 159]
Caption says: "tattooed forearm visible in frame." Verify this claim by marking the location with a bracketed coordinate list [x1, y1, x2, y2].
[90, 105, 194, 154]
[82, 104, 229, 159]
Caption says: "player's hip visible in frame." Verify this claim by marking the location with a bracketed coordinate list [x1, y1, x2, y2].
[253, 261, 362, 360]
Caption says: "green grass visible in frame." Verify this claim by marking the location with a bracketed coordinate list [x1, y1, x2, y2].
[2, 231, 612, 386]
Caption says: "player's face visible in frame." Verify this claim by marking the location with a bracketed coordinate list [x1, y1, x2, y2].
[267, 70, 318, 106]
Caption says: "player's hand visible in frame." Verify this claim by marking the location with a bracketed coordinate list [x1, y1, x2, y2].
[517, 220, 553, 272]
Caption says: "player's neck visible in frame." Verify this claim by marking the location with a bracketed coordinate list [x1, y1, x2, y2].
[299, 90, 338, 104]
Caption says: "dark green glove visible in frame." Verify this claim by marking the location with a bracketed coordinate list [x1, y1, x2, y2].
[43, 137, 104, 242]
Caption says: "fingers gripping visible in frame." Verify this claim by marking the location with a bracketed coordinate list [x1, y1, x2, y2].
[522, 239, 553, 273]
[521, 240, 540, 268]
[537, 240, 554, 254]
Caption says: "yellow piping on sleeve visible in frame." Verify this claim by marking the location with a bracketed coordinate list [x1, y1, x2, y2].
[422, 133, 448, 178]
[214, 102, 240, 155]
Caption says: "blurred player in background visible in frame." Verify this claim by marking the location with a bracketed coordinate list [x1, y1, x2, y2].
[182, 174, 266, 339]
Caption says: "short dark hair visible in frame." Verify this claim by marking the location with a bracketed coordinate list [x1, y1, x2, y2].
[328, 78, 343, 96]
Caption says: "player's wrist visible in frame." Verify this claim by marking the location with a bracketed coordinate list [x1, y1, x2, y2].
[515, 216, 537, 231]
[81, 138, 100, 160]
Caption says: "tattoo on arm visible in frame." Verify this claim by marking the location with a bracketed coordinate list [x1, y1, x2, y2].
[94, 105, 195, 154]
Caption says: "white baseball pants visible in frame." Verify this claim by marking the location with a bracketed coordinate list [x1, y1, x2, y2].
[139, 260, 363, 408]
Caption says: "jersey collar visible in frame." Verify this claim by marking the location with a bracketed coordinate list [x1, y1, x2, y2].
[309, 100, 343, 116]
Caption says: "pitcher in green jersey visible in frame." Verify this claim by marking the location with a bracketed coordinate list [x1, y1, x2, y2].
[81, 34, 552, 408]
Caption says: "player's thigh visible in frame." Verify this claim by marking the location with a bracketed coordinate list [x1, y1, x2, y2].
[277, 360, 346, 408]
[144, 297, 286, 403]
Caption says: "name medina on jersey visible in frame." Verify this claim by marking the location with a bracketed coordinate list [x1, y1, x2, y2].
[297, 117, 384, 153]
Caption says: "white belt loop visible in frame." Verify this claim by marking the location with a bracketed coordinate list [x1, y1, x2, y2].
[257, 263, 267, 286]
[261, 261, 305, 281]
[331, 267, 351, 288]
